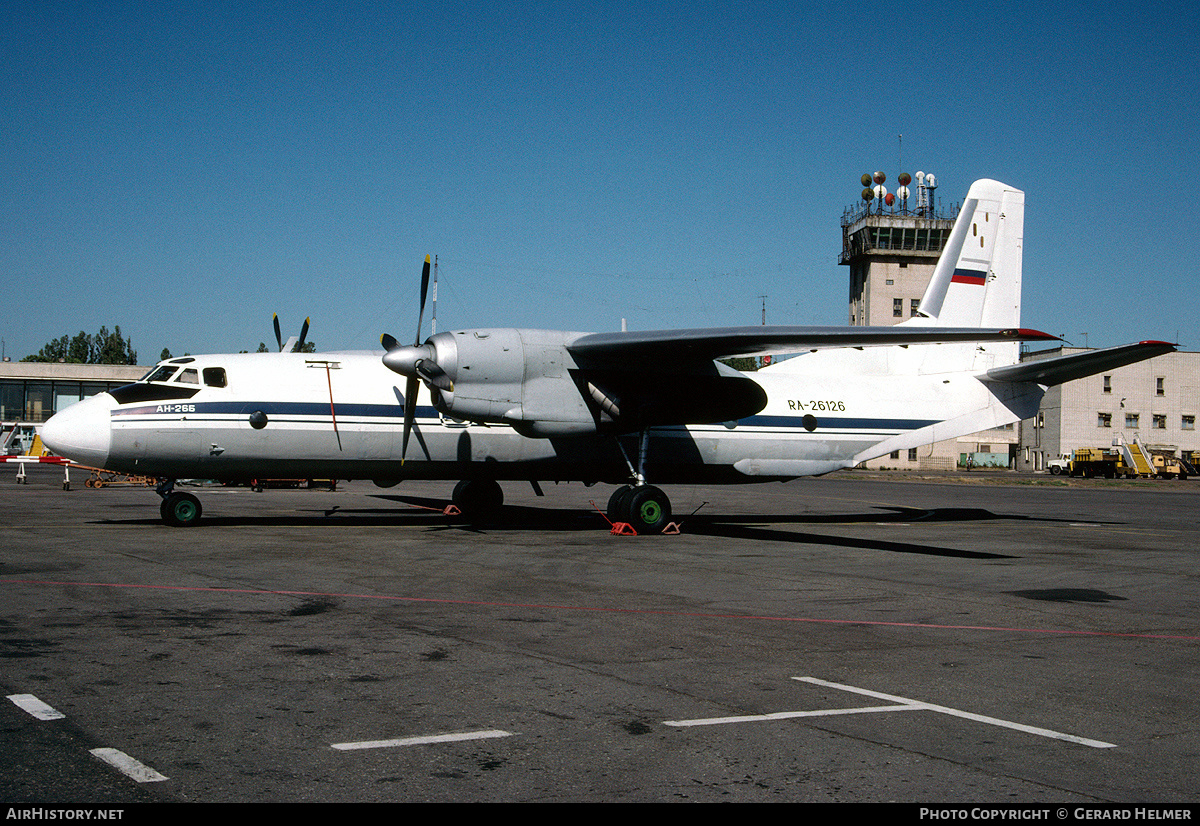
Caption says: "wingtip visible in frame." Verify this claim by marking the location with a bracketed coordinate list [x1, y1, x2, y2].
[1004, 328, 1061, 341]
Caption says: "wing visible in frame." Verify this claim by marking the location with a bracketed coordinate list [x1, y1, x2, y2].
[567, 325, 1058, 362]
[983, 341, 1177, 386]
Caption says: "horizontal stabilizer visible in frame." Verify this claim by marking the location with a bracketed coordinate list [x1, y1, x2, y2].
[983, 341, 1177, 386]
[569, 325, 1059, 362]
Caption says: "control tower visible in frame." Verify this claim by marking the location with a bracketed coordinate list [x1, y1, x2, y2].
[840, 171, 958, 326]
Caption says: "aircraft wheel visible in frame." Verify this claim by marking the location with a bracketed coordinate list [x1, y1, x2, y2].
[624, 485, 672, 534]
[161, 492, 203, 527]
[452, 479, 503, 521]
[606, 485, 635, 524]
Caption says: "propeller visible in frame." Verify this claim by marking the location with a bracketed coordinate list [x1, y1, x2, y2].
[382, 256, 453, 462]
[273, 314, 312, 352]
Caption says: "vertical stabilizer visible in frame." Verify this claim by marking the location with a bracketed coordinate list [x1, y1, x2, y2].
[915, 179, 1024, 328]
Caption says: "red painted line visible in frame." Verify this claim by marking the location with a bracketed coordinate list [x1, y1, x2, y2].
[3, 578, 1198, 641]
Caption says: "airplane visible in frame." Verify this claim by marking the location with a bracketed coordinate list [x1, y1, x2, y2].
[40, 179, 1175, 530]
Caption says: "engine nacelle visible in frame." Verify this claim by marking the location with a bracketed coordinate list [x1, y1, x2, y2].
[425, 329, 598, 434]
[415, 327, 768, 437]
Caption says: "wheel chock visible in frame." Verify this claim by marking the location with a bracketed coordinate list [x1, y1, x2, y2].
[661, 522, 682, 535]
[442, 504, 462, 516]
[610, 522, 638, 536]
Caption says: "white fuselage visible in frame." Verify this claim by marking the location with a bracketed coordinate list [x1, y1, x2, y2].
[41, 346, 1044, 486]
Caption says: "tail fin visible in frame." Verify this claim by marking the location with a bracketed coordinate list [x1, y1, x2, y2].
[916, 179, 1024, 329]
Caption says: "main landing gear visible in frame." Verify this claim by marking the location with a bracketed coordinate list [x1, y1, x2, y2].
[606, 483, 672, 534]
[157, 479, 202, 527]
[605, 429, 673, 534]
[451, 478, 504, 522]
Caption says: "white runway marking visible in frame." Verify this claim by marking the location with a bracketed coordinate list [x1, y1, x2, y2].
[332, 729, 514, 751]
[664, 676, 1117, 749]
[7, 693, 66, 721]
[89, 748, 169, 782]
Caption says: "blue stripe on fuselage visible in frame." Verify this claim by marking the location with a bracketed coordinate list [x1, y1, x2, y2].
[110, 400, 431, 419]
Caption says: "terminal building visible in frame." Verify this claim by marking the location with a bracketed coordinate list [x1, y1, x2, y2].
[1016, 346, 1199, 473]
[840, 171, 1199, 471]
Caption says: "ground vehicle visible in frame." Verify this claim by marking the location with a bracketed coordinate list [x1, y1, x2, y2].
[1066, 447, 1121, 478]
[1047, 454, 1071, 475]
[1151, 452, 1193, 480]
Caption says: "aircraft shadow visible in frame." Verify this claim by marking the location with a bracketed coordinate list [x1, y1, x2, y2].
[92, 497, 1078, 560]
[372, 495, 1023, 558]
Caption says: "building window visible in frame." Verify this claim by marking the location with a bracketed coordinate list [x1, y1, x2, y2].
[910, 298, 920, 316]
[1098, 412, 1112, 428]
[1184, 415, 1195, 431]
[1102, 375, 1111, 394]
[1154, 414, 1167, 429]
[893, 298, 903, 317]
[889, 450, 900, 459]
[907, 448, 918, 461]
[1125, 413, 1139, 429]
[1156, 377, 1165, 396]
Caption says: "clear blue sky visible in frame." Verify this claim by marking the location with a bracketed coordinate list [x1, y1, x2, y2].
[2, 1, 1196, 363]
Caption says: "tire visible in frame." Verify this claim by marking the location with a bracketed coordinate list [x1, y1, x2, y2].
[1050, 465, 1062, 475]
[452, 479, 503, 522]
[606, 485, 635, 524]
[624, 485, 672, 534]
[162, 492, 202, 527]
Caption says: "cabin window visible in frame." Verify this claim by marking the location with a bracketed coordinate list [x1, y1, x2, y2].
[203, 367, 227, 388]
[177, 368, 199, 385]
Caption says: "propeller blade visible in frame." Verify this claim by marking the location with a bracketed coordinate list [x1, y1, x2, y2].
[381, 333, 399, 352]
[401, 374, 419, 463]
[273, 314, 283, 352]
[415, 255, 431, 346]
[297, 317, 310, 350]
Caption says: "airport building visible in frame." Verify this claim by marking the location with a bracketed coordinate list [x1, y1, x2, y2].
[1016, 346, 1200, 472]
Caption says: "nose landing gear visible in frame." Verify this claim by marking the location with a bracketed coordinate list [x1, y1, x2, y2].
[157, 480, 203, 527]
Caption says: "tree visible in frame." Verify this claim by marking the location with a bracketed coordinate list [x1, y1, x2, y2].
[22, 327, 137, 365]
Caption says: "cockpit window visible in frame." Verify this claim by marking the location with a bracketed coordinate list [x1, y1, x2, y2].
[177, 368, 199, 385]
[203, 367, 227, 388]
[146, 366, 178, 383]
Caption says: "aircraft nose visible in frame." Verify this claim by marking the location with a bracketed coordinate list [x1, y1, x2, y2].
[41, 393, 114, 468]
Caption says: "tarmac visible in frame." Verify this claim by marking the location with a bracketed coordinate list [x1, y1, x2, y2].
[2, 463, 1199, 805]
